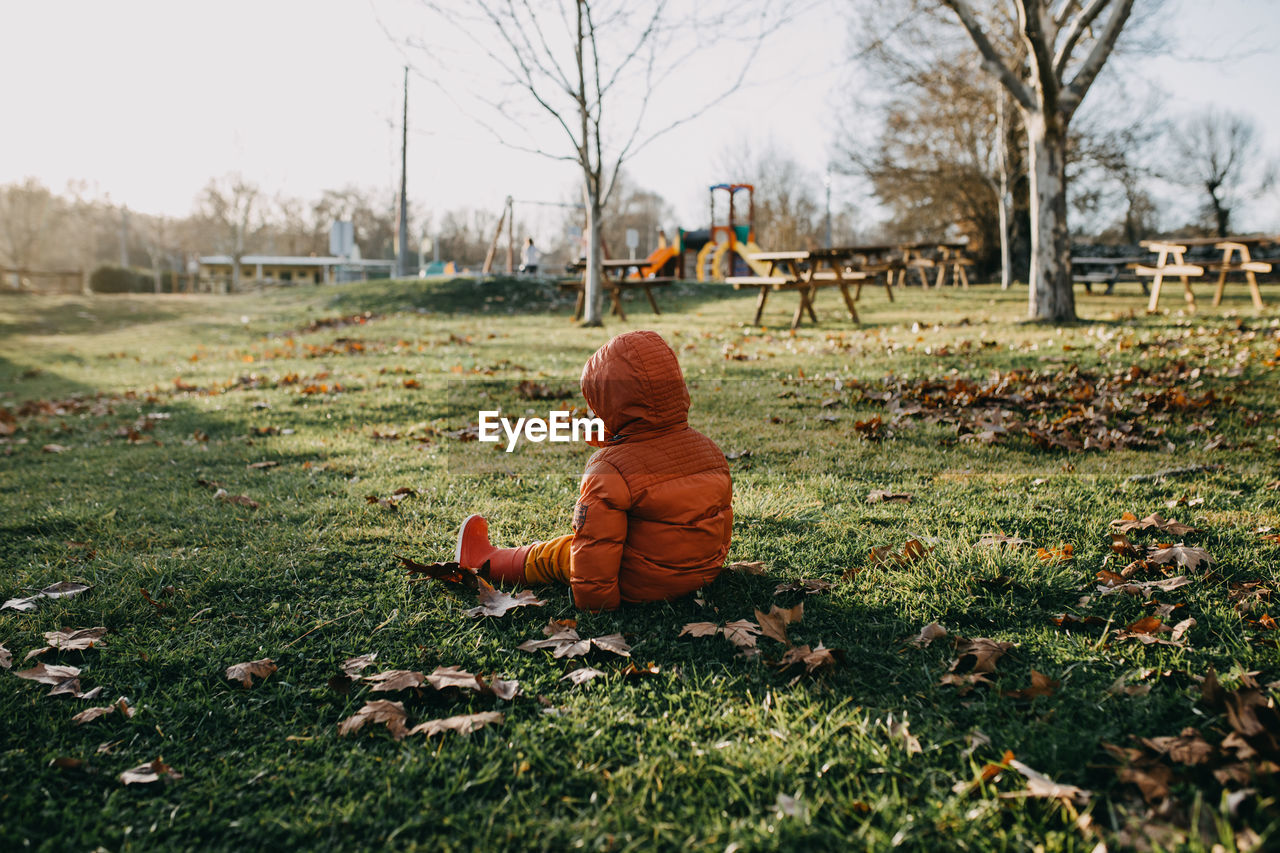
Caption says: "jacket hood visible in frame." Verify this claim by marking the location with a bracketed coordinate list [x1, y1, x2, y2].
[580, 330, 690, 443]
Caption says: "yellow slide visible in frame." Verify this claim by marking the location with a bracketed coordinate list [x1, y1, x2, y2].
[702, 240, 774, 280]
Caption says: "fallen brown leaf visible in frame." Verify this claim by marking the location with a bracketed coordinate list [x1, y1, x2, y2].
[726, 561, 768, 575]
[939, 671, 993, 695]
[213, 488, 259, 509]
[1097, 575, 1191, 597]
[408, 711, 504, 737]
[399, 556, 480, 589]
[754, 603, 803, 645]
[776, 642, 841, 674]
[1111, 512, 1200, 537]
[870, 539, 932, 568]
[975, 532, 1033, 548]
[951, 638, 1014, 674]
[1036, 544, 1074, 562]
[678, 621, 721, 638]
[1002, 759, 1090, 805]
[425, 665, 478, 691]
[224, 658, 276, 688]
[867, 490, 913, 504]
[518, 625, 629, 659]
[1002, 670, 1059, 700]
[43, 627, 108, 651]
[3, 581, 92, 613]
[119, 759, 182, 785]
[466, 579, 546, 618]
[1140, 727, 1216, 765]
[1147, 543, 1213, 571]
[1050, 613, 1106, 630]
[72, 697, 134, 725]
[476, 674, 521, 700]
[366, 669, 426, 692]
[562, 666, 604, 685]
[338, 699, 408, 739]
[620, 661, 661, 679]
[0, 644, 11, 669]
[908, 622, 947, 648]
[773, 578, 833, 595]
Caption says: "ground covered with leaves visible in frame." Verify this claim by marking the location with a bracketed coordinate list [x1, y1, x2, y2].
[1, 278, 1278, 851]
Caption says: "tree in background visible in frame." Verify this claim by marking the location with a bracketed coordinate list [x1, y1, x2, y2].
[717, 140, 828, 250]
[404, 0, 789, 325]
[1175, 111, 1275, 238]
[941, 0, 1138, 321]
[0, 178, 62, 288]
[197, 175, 261, 294]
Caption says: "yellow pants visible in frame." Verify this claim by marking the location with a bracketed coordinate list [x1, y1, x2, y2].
[524, 534, 573, 586]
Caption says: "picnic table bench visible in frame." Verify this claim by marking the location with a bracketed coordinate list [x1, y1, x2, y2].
[728, 249, 866, 329]
[560, 259, 673, 321]
[1140, 236, 1274, 312]
[1071, 256, 1149, 295]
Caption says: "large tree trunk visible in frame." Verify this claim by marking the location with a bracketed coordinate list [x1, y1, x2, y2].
[582, 191, 604, 326]
[1025, 113, 1076, 322]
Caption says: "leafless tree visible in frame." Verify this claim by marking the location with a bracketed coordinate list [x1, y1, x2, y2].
[717, 140, 827, 251]
[198, 174, 261, 294]
[941, 0, 1140, 321]
[1175, 111, 1275, 238]
[397, 0, 790, 325]
[0, 178, 61, 289]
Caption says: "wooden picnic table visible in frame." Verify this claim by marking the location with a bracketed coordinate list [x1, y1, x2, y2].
[728, 250, 867, 329]
[891, 241, 971, 288]
[1071, 256, 1149, 295]
[560, 259, 673, 321]
[1140, 236, 1274, 311]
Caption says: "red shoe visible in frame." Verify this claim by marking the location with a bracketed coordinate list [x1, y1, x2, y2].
[454, 514, 531, 584]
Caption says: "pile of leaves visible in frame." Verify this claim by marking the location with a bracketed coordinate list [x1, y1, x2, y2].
[858, 363, 1237, 452]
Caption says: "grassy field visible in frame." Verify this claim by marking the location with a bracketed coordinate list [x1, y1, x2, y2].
[1, 277, 1277, 852]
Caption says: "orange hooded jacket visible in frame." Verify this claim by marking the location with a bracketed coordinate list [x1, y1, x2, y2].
[571, 330, 733, 611]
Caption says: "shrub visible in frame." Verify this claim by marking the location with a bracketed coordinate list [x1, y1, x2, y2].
[89, 265, 158, 293]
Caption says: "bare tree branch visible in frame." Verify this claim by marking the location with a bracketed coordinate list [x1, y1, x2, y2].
[1060, 0, 1134, 118]
[1053, 0, 1108, 77]
[942, 0, 1037, 110]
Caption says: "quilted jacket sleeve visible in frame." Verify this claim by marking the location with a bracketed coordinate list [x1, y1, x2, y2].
[569, 458, 632, 611]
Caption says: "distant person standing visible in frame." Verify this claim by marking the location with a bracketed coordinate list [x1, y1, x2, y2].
[520, 237, 540, 275]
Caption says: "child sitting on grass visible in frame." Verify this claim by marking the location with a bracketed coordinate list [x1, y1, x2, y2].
[455, 330, 733, 611]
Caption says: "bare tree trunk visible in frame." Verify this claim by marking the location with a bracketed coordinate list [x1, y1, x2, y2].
[996, 90, 1012, 290]
[1025, 113, 1075, 322]
[151, 252, 162, 294]
[582, 188, 605, 326]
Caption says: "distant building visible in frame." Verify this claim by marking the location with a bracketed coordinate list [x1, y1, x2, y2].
[197, 255, 395, 285]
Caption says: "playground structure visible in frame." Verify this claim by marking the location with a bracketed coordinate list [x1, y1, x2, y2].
[472, 182, 774, 281]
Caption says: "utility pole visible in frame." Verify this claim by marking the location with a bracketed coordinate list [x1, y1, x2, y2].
[396, 65, 411, 278]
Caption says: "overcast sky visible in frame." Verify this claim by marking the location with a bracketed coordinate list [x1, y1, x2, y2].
[2, 0, 1277, 239]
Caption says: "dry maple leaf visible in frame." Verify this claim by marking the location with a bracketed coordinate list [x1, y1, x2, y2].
[589, 634, 632, 657]
[754, 603, 804, 645]
[722, 619, 763, 651]
[867, 490, 913, 504]
[408, 711, 504, 737]
[1050, 613, 1106, 630]
[426, 665, 479, 691]
[44, 627, 108, 651]
[939, 671, 993, 695]
[1036, 544, 1074, 562]
[224, 658, 277, 688]
[1097, 575, 1191, 597]
[678, 622, 721, 638]
[1111, 512, 1200, 536]
[562, 667, 604, 685]
[1002, 670, 1059, 700]
[1001, 759, 1090, 806]
[951, 638, 1014, 674]
[341, 653, 378, 678]
[1109, 532, 1141, 558]
[398, 556, 480, 589]
[366, 669, 426, 692]
[870, 539, 932, 568]
[466, 578, 547, 618]
[119, 759, 182, 785]
[726, 560, 768, 575]
[0, 644, 11, 670]
[620, 661, 661, 679]
[72, 697, 133, 725]
[776, 642, 841, 674]
[15, 662, 83, 695]
[975, 533, 1033, 548]
[1140, 728, 1216, 765]
[1147, 543, 1213, 570]
[338, 699, 409, 739]
[773, 578, 833, 595]
[908, 622, 947, 648]
[477, 674, 521, 700]
[3, 582, 91, 612]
